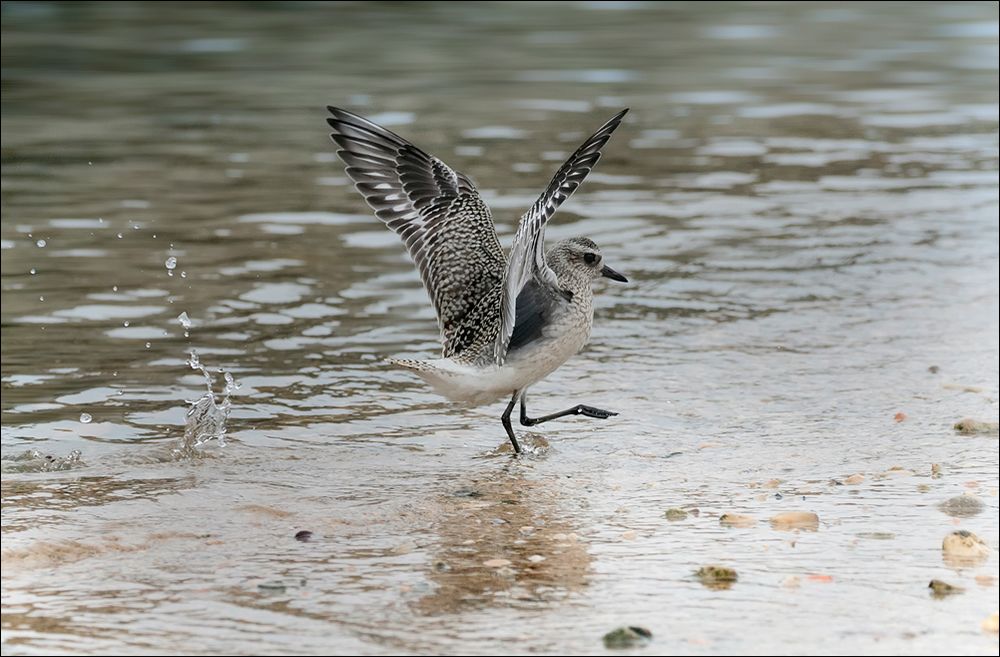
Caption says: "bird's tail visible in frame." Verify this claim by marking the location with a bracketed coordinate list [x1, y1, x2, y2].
[386, 358, 440, 373]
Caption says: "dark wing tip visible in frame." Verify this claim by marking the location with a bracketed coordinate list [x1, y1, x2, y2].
[603, 108, 630, 131]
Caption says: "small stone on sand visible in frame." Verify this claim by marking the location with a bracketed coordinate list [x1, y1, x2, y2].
[942, 530, 990, 566]
[696, 565, 738, 590]
[938, 493, 984, 518]
[603, 626, 652, 649]
[483, 558, 512, 568]
[770, 511, 819, 531]
[719, 513, 756, 528]
[928, 579, 964, 598]
[954, 418, 1000, 436]
[664, 508, 688, 521]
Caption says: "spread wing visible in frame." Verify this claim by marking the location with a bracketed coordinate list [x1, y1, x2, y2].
[326, 107, 506, 358]
[494, 108, 629, 363]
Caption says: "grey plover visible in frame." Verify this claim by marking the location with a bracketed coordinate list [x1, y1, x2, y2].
[326, 106, 629, 453]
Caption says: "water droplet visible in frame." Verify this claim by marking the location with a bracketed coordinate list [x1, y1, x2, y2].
[112, 285, 118, 292]
[165, 256, 177, 274]
[112, 371, 118, 377]
[39, 295, 45, 301]
[29, 268, 36, 275]
[99, 217, 105, 224]
[123, 320, 130, 327]
[79, 412, 92, 424]
[177, 311, 192, 330]
[88, 161, 93, 165]
[36, 239, 46, 248]
[180, 271, 187, 278]
[145, 342, 151, 348]
[116, 232, 123, 239]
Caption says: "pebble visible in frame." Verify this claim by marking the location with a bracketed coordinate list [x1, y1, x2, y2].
[294, 530, 313, 542]
[942, 530, 990, 566]
[258, 581, 286, 593]
[483, 558, 512, 568]
[843, 473, 865, 485]
[938, 493, 984, 518]
[928, 579, 964, 598]
[696, 565, 738, 590]
[603, 626, 652, 649]
[719, 513, 756, 528]
[770, 511, 819, 531]
[954, 418, 1000, 436]
[664, 508, 688, 521]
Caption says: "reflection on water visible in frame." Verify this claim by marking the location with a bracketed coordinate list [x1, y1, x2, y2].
[416, 464, 590, 616]
[2, 1, 999, 654]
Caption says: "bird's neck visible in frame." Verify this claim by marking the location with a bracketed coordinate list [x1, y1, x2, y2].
[556, 271, 595, 306]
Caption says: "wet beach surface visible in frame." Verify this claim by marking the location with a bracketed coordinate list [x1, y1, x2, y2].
[2, 2, 999, 654]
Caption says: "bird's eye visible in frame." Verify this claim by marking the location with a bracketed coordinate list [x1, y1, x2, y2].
[583, 253, 598, 265]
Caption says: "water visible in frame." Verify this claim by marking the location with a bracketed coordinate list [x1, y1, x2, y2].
[2, 1, 998, 654]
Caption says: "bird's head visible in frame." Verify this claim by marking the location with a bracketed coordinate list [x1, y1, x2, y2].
[548, 237, 628, 286]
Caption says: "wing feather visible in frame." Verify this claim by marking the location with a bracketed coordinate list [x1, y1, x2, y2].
[326, 107, 505, 358]
[494, 108, 629, 363]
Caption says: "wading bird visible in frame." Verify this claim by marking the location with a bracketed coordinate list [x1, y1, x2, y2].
[326, 106, 629, 453]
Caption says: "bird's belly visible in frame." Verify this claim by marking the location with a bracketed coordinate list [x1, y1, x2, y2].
[503, 312, 591, 390]
[394, 300, 592, 406]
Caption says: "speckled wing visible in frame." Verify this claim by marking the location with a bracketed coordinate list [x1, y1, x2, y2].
[327, 107, 506, 358]
[494, 108, 629, 364]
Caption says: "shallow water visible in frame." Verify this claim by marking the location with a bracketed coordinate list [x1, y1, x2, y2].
[2, 1, 999, 654]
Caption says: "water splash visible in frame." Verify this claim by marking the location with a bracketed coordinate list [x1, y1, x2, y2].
[2, 449, 83, 473]
[177, 311, 192, 338]
[174, 350, 240, 458]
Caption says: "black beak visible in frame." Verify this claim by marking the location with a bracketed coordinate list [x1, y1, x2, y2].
[601, 264, 628, 283]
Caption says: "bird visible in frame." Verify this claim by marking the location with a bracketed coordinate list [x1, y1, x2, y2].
[326, 106, 630, 454]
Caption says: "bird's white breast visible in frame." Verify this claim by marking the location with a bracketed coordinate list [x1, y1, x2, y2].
[501, 290, 593, 390]
[392, 288, 595, 407]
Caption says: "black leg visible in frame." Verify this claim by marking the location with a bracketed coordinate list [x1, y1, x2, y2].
[501, 391, 522, 454]
[520, 394, 617, 427]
